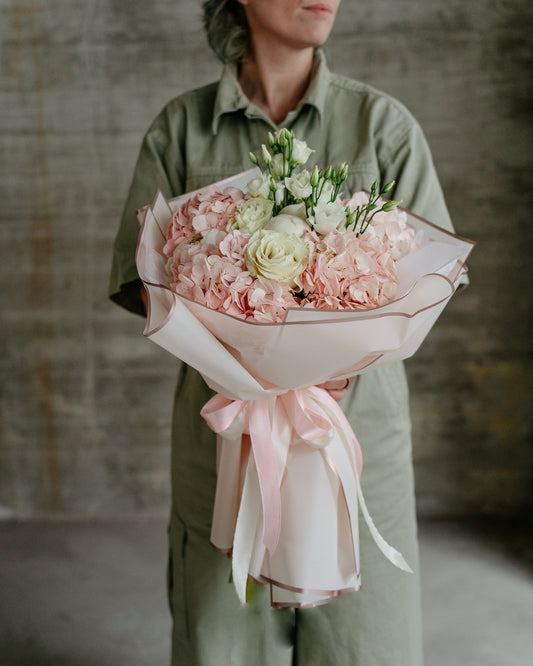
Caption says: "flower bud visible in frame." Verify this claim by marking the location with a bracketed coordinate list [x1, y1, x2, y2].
[310, 165, 320, 187]
[278, 128, 292, 146]
[381, 199, 402, 212]
[339, 163, 349, 181]
[382, 180, 395, 194]
[261, 144, 272, 165]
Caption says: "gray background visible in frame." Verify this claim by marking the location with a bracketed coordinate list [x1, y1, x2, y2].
[1, 0, 532, 519]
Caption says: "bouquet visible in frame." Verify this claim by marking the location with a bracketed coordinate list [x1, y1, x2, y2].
[136, 130, 474, 607]
[163, 129, 418, 323]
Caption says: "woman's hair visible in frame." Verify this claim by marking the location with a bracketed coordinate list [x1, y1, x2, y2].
[202, 0, 250, 63]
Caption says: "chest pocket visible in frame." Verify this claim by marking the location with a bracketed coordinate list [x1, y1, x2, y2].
[185, 165, 251, 192]
[343, 162, 380, 198]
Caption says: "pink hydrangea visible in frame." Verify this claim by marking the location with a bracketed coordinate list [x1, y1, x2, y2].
[167, 230, 298, 323]
[247, 280, 299, 323]
[163, 185, 245, 257]
[163, 188, 415, 322]
[344, 192, 419, 260]
[299, 230, 398, 310]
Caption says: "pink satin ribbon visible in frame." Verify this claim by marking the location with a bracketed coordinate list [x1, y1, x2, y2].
[200, 388, 363, 555]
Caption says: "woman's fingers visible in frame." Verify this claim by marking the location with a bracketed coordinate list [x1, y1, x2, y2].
[316, 377, 356, 401]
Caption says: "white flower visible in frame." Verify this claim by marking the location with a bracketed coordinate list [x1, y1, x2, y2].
[274, 181, 285, 206]
[265, 213, 311, 237]
[227, 197, 274, 234]
[285, 170, 312, 199]
[291, 139, 314, 165]
[245, 229, 308, 287]
[271, 153, 289, 178]
[246, 172, 271, 199]
[201, 229, 227, 246]
[317, 179, 334, 203]
[278, 203, 307, 220]
[310, 199, 347, 235]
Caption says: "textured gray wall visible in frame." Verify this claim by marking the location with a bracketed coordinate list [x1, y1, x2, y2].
[1, 0, 532, 518]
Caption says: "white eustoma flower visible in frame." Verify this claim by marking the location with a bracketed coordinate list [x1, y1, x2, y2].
[246, 172, 271, 199]
[245, 229, 308, 287]
[227, 197, 274, 234]
[271, 153, 289, 178]
[274, 181, 285, 206]
[317, 179, 335, 203]
[310, 199, 347, 235]
[278, 203, 307, 220]
[265, 213, 311, 237]
[285, 170, 312, 199]
[291, 139, 314, 165]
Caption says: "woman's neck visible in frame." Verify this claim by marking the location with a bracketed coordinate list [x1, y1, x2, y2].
[238, 44, 314, 126]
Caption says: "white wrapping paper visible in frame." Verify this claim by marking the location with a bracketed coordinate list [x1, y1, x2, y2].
[135, 172, 475, 607]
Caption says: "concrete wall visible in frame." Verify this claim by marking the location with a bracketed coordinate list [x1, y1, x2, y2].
[1, 0, 532, 518]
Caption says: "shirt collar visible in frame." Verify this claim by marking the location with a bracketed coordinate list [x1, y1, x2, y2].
[211, 49, 330, 135]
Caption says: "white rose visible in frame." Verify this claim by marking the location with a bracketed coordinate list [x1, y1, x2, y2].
[246, 172, 271, 198]
[227, 196, 274, 234]
[265, 213, 311, 237]
[245, 229, 308, 287]
[285, 170, 312, 199]
[310, 199, 347, 235]
[291, 139, 314, 165]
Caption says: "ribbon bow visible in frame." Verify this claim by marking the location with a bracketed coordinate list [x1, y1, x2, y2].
[201, 386, 410, 605]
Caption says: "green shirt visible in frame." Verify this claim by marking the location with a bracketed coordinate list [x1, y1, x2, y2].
[109, 51, 455, 664]
[109, 50, 454, 316]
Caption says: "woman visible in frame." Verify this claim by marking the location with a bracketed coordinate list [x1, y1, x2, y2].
[110, 1, 456, 663]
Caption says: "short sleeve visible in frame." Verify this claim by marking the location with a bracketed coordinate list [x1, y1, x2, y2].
[109, 104, 185, 315]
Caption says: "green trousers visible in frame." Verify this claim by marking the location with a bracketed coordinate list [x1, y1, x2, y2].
[167, 362, 422, 665]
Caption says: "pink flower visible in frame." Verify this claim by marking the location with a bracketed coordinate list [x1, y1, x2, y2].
[163, 185, 244, 257]
[165, 188, 412, 322]
[247, 280, 299, 323]
[219, 230, 250, 264]
[363, 208, 418, 260]
[344, 191, 419, 260]
[166, 226, 298, 323]
[300, 230, 398, 310]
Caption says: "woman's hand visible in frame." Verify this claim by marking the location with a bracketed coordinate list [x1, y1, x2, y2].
[316, 377, 357, 401]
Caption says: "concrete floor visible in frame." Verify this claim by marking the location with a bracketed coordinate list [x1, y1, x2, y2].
[0, 517, 531, 666]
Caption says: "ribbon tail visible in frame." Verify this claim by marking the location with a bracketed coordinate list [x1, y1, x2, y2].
[356, 476, 413, 573]
[232, 455, 262, 603]
[322, 442, 361, 579]
[249, 400, 282, 554]
[307, 386, 412, 575]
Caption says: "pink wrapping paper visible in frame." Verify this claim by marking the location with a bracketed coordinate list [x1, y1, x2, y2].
[135, 171, 475, 607]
